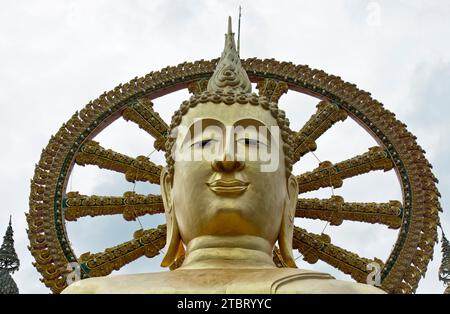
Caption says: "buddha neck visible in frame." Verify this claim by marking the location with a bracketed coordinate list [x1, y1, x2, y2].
[179, 235, 276, 270]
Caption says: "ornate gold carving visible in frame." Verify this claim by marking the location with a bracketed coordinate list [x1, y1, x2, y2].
[187, 79, 208, 95]
[64, 191, 164, 221]
[296, 196, 402, 229]
[27, 58, 441, 294]
[255, 79, 288, 103]
[122, 98, 168, 151]
[293, 226, 385, 286]
[297, 146, 394, 193]
[207, 17, 251, 93]
[292, 101, 348, 161]
[75, 140, 162, 184]
[79, 225, 166, 278]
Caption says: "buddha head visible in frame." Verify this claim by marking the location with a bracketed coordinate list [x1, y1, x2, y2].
[160, 17, 298, 268]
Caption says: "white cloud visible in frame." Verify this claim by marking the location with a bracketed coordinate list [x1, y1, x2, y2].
[1, 0, 449, 294]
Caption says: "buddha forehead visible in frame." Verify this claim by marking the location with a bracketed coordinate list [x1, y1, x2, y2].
[177, 101, 279, 129]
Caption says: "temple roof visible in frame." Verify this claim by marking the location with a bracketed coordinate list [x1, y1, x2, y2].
[0, 216, 20, 294]
[0, 269, 19, 294]
[0, 216, 19, 273]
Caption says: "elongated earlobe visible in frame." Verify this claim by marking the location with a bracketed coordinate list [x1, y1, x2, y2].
[161, 209, 182, 267]
[278, 175, 299, 268]
[160, 168, 183, 267]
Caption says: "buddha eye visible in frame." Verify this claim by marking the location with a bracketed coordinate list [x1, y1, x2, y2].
[191, 139, 217, 149]
[237, 138, 266, 147]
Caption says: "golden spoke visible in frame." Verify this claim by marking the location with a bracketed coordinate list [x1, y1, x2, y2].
[292, 101, 347, 161]
[293, 226, 384, 284]
[75, 140, 162, 184]
[297, 146, 393, 193]
[187, 79, 209, 95]
[79, 225, 166, 277]
[256, 79, 288, 103]
[63, 191, 164, 221]
[122, 98, 169, 151]
[296, 196, 402, 229]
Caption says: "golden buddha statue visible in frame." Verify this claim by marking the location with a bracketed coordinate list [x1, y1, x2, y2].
[62, 17, 384, 294]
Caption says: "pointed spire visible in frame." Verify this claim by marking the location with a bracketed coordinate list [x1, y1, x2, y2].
[439, 232, 450, 293]
[207, 16, 252, 94]
[0, 215, 20, 273]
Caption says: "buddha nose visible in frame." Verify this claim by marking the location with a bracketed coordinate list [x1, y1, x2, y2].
[211, 153, 245, 173]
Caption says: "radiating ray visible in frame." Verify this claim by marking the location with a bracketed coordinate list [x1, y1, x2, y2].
[292, 101, 347, 161]
[256, 79, 289, 103]
[297, 146, 393, 193]
[296, 196, 402, 229]
[293, 226, 384, 284]
[75, 140, 162, 184]
[78, 225, 166, 277]
[63, 191, 164, 221]
[122, 98, 169, 151]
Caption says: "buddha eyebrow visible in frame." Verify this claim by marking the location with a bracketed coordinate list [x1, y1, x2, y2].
[233, 119, 273, 140]
[180, 119, 225, 148]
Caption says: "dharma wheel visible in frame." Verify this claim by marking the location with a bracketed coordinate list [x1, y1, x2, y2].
[27, 57, 441, 294]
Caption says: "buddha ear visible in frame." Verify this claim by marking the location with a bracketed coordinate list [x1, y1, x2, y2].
[278, 174, 298, 268]
[160, 167, 182, 268]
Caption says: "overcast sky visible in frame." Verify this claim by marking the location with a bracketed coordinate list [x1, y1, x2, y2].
[1, 0, 449, 294]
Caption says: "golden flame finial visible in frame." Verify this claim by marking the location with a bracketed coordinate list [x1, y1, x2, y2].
[207, 16, 252, 94]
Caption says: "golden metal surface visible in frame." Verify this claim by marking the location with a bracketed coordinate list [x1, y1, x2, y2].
[27, 16, 441, 294]
[297, 146, 394, 193]
[75, 140, 162, 184]
[62, 19, 384, 294]
[122, 97, 168, 151]
[293, 226, 385, 284]
[292, 100, 347, 162]
[256, 79, 288, 103]
[64, 191, 164, 221]
[296, 196, 402, 229]
[78, 226, 166, 277]
[187, 79, 208, 95]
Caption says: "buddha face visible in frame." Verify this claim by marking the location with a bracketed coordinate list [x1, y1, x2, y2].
[162, 101, 298, 249]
